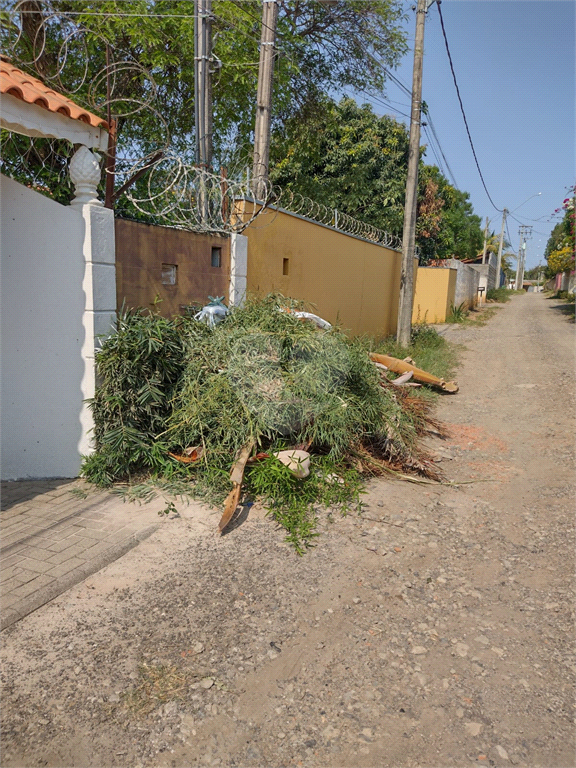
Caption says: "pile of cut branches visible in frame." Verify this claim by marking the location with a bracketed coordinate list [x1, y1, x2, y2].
[82, 295, 445, 551]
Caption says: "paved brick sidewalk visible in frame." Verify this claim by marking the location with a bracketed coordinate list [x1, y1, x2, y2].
[1, 479, 163, 630]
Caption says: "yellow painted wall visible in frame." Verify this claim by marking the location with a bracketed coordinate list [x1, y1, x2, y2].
[244, 206, 408, 337]
[412, 267, 457, 324]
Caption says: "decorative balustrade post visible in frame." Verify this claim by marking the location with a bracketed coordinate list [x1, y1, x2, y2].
[69, 146, 103, 208]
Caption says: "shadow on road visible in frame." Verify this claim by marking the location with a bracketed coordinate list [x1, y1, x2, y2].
[547, 299, 576, 322]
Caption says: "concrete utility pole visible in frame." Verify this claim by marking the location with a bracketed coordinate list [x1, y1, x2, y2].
[194, 0, 213, 167]
[495, 208, 508, 289]
[252, 0, 279, 201]
[396, 0, 437, 346]
[481, 216, 489, 264]
[515, 225, 532, 290]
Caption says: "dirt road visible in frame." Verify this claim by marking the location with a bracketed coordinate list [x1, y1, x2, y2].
[1, 292, 574, 768]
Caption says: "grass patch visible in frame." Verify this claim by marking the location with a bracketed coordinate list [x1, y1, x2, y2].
[459, 306, 500, 327]
[121, 663, 193, 716]
[552, 290, 575, 301]
[486, 287, 523, 302]
[446, 302, 468, 323]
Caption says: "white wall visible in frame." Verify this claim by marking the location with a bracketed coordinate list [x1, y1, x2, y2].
[1, 174, 115, 479]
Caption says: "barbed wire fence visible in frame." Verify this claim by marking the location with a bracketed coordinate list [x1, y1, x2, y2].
[270, 189, 403, 250]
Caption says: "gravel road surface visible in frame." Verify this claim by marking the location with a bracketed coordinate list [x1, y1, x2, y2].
[1, 292, 574, 768]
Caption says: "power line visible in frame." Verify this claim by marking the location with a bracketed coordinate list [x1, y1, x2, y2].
[357, 46, 460, 189]
[511, 211, 553, 224]
[422, 125, 446, 176]
[426, 111, 458, 188]
[354, 89, 413, 121]
[436, 2, 502, 213]
[15, 9, 198, 16]
[508, 212, 548, 236]
[505, 218, 515, 253]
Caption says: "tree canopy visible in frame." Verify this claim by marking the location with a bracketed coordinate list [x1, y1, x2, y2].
[3, 0, 485, 262]
[270, 97, 483, 260]
[3, 0, 407, 164]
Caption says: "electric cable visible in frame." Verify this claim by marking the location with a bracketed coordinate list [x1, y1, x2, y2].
[436, 2, 502, 212]
[505, 219, 516, 253]
[346, 30, 461, 189]
[354, 88, 413, 121]
[422, 125, 446, 176]
[426, 111, 458, 188]
[508, 213, 548, 236]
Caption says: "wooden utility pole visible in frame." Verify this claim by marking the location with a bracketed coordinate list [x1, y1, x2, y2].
[396, 0, 435, 346]
[495, 208, 508, 288]
[194, 0, 213, 167]
[252, 0, 279, 201]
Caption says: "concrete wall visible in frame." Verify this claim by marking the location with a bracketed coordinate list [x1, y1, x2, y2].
[487, 251, 499, 290]
[1, 174, 115, 479]
[115, 218, 231, 315]
[412, 267, 457, 323]
[447, 259, 480, 310]
[557, 269, 576, 293]
[244, 206, 405, 337]
[469, 264, 489, 302]
[469, 252, 500, 301]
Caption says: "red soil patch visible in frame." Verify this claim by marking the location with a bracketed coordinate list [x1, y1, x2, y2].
[448, 424, 509, 454]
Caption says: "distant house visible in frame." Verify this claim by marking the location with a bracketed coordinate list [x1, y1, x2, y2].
[461, 252, 505, 296]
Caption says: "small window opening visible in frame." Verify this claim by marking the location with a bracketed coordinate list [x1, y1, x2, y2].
[211, 247, 222, 268]
[282, 258, 290, 276]
[161, 263, 177, 285]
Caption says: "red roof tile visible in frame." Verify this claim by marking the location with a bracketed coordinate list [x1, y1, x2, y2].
[0, 56, 109, 131]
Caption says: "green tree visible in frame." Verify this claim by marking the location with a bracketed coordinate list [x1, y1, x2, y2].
[416, 164, 482, 261]
[270, 97, 483, 261]
[270, 96, 410, 233]
[3, 0, 407, 166]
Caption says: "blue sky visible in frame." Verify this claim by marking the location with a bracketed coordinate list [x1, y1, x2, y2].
[353, 0, 575, 269]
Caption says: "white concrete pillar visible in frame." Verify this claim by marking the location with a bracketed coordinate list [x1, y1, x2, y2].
[78, 203, 116, 457]
[69, 146, 116, 456]
[229, 232, 248, 307]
